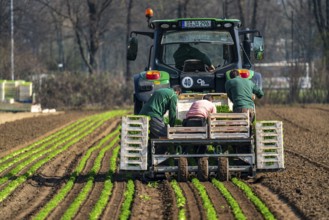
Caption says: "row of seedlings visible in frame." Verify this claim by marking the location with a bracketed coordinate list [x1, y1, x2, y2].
[0, 110, 127, 203]
[34, 126, 120, 219]
[89, 130, 136, 220]
[170, 180, 187, 220]
[231, 178, 275, 220]
[170, 177, 274, 220]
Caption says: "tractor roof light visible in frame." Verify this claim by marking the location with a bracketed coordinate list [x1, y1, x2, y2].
[239, 69, 250, 78]
[145, 8, 154, 19]
[146, 70, 160, 80]
[145, 8, 154, 28]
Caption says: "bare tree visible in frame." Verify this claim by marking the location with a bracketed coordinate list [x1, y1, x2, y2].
[311, 0, 329, 101]
[125, 0, 133, 82]
[251, 0, 258, 29]
[177, 0, 190, 18]
[35, 0, 113, 75]
[237, 0, 246, 27]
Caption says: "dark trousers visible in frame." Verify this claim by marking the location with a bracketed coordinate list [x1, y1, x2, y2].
[182, 117, 207, 127]
[182, 117, 207, 154]
[149, 117, 167, 138]
[233, 107, 255, 124]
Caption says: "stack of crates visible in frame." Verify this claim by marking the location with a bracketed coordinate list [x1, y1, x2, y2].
[120, 115, 149, 171]
[4, 80, 18, 100]
[18, 82, 32, 102]
[255, 121, 284, 169]
[0, 80, 33, 103]
[208, 113, 250, 139]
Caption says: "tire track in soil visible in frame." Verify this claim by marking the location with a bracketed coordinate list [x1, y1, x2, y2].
[179, 182, 206, 220]
[130, 180, 174, 220]
[269, 109, 310, 132]
[223, 181, 263, 220]
[285, 149, 329, 171]
[201, 182, 234, 220]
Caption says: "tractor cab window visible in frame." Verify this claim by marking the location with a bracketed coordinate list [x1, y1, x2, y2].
[161, 30, 235, 70]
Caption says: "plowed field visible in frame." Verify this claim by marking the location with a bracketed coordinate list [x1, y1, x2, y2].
[0, 105, 328, 220]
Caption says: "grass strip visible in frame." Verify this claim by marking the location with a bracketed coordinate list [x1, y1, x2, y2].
[231, 178, 276, 220]
[211, 178, 246, 220]
[170, 180, 186, 220]
[191, 178, 217, 220]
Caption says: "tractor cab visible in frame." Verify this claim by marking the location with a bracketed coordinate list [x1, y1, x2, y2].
[128, 8, 264, 114]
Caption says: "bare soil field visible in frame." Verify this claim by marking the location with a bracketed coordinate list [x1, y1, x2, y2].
[0, 105, 328, 220]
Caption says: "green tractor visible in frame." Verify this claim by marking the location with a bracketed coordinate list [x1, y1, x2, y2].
[120, 9, 283, 181]
[128, 8, 264, 114]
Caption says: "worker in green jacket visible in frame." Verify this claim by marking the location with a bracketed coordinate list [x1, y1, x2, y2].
[139, 85, 182, 138]
[225, 69, 264, 123]
[173, 43, 215, 71]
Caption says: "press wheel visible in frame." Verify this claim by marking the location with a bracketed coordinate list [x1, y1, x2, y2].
[178, 157, 188, 182]
[217, 157, 230, 181]
[197, 157, 209, 181]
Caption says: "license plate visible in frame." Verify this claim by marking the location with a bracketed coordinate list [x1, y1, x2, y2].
[182, 20, 211, 28]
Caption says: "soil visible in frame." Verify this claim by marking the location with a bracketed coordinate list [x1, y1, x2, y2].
[0, 105, 328, 220]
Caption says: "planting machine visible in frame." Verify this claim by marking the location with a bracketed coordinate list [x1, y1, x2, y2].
[120, 9, 284, 181]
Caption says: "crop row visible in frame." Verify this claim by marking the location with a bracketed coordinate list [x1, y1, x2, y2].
[167, 177, 275, 220]
[0, 110, 127, 203]
[212, 178, 246, 220]
[170, 180, 186, 220]
[35, 127, 120, 219]
[232, 178, 275, 220]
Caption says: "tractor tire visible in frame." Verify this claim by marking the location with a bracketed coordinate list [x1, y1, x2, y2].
[197, 157, 209, 181]
[178, 157, 188, 182]
[217, 157, 230, 181]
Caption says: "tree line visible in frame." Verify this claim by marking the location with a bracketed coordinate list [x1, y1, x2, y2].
[0, 0, 328, 107]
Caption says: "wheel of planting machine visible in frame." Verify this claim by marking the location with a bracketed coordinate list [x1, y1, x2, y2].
[197, 157, 209, 181]
[178, 157, 188, 182]
[217, 157, 230, 181]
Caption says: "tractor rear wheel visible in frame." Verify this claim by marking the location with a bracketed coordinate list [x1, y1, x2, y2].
[178, 157, 188, 182]
[217, 157, 230, 181]
[197, 157, 209, 181]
